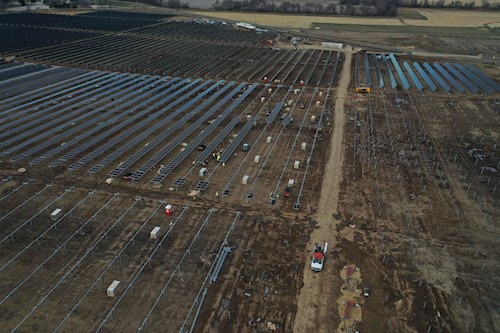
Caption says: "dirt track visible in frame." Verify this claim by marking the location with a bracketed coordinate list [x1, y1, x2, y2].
[293, 45, 352, 332]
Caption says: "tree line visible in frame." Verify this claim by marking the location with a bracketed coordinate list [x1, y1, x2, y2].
[398, 0, 499, 9]
[212, 0, 398, 16]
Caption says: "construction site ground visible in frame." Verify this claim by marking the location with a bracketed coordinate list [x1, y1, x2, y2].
[1, 12, 499, 333]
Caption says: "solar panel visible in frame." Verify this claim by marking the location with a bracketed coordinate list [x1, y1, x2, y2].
[381, 54, 397, 89]
[0, 72, 128, 136]
[281, 115, 292, 125]
[174, 178, 186, 186]
[423, 62, 450, 93]
[107, 81, 240, 177]
[0, 70, 104, 116]
[453, 63, 492, 95]
[463, 63, 500, 92]
[195, 181, 209, 191]
[413, 61, 437, 92]
[28, 77, 178, 166]
[61, 79, 213, 170]
[433, 62, 464, 93]
[149, 84, 258, 184]
[443, 62, 478, 94]
[266, 102, 284, 124]
[354, 52, 360, 87]
[373, 55, 384, 89]
[389, 53, 410, 90]
[194, 116, 241, 164]
[90, 80, 228, 174]
[1, 75, 150, 159]
[219, 117, 255, 163]
[403, 61, 423, 91]
[364, 51, 371, 87]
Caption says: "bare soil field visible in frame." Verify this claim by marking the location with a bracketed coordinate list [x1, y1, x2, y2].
[328, 59, 500, 332]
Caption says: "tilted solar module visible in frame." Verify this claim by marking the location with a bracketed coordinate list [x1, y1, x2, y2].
[155, 116, 241, 182]
[443, 62, 478, 94]
[453, 63, 492, 95]
[403, 61, 423, 91]
[413, 61, 437, 92]
[87, 80, 225, 173]
[364, 51, 371, 87]
[423, 62, 450, 93]
[381, 54, 397, 89]
[433, 62, 464, 93]
[389, 53, 410, 90]
[373, 55, 384, 89]
[107, 82, 240, 177]
[266, 102, 284, 124]
[219, 117, 255, 164]
[150, 83, 259, 184]
[463, 64, 500, 92]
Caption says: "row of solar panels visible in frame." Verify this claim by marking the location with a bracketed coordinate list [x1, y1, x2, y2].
[370, 53, 499, 94]
[0, 65, 264, 186]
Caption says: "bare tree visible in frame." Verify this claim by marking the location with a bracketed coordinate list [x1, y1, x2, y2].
[0, 0, 12, 13]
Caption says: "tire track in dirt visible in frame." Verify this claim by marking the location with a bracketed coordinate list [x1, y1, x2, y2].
[293, 45, 352, 332]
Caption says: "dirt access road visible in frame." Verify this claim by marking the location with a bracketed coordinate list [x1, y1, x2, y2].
[293, 45, 352, 332]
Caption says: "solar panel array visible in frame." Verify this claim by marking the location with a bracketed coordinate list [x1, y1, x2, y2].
[403, 61, 423, 91]
[89, 80, 229, 174]
[54, 80, 208, 168]
[108, 82, 242, 178]
[152, 116, 241, 183]
[354, 52, 360, 87]
[151, 83, 259, 184]
[164, 117, 240, 183]
[453, 63, 492, 94]
[0, 70, 98, 113]
[443, 62, 478, 94]
[0, 72, 119, 132]
[423, 62, 451, 93]
[413, 61, 437, 92]
[381, 54, 397, 89]
[433, 62, 464, 93]
[26, 76, 177, 166]
[389, 53, 410, 90]
[219, 117, 256, 164]
[194, 116, 242, 165]
[373, 56, 384, 89]
[266, 102, 284, 124]
[1, 74, 145, 159]
[364, 52, 371, 87]
[464, 64, 500, 92]
[367, 55, 500, 94]
[45, 78, 209, 168]
[119, 82, 249, 180]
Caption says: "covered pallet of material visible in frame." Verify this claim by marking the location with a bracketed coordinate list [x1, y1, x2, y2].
[107, 280, 120, 297]
[242, 175, 249, 184]
[150, 226, 161, 240]
[51, 208, 62, 221]
[294, 160, 300, 169]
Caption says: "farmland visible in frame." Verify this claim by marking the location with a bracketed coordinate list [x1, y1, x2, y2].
[1, 7, 499, 333]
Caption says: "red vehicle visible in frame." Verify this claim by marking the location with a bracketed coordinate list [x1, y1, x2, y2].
[284, 187, 292, 197]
